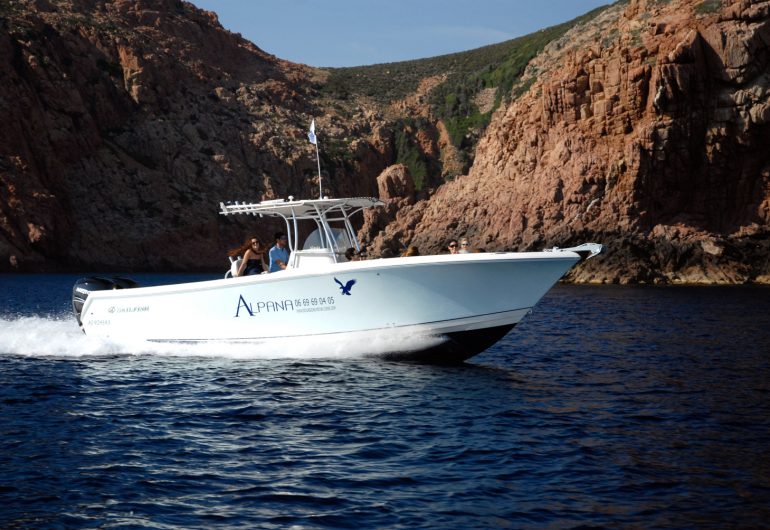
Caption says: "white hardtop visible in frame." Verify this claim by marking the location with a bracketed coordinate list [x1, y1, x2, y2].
[219, 196, 384, 220]
[219, 196, 385, 270]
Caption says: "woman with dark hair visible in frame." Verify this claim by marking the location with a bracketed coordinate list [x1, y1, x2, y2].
[228, 236, 267, 276]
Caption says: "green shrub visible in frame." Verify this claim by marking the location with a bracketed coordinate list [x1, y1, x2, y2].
[695, 0, 721, 14]
[319, 5, 609, 174]
[394, 120, 429, 191]
[320, 5, 607, 108]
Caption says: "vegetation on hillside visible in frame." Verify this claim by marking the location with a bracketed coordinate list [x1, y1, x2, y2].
[322, 5, 606, 107]
[434, 6, 608, 154]
[323, 7, 607, 104]
[393, 118, 432, 191]
[320, 4, 610, 181]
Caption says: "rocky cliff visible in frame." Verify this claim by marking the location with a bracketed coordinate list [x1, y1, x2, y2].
[367, 0, 770, 283]
[0, 0, 384, 271]
[2, 0, 770, 283]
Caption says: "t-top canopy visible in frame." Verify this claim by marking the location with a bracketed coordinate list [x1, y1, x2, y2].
[219, 197, 384, 220]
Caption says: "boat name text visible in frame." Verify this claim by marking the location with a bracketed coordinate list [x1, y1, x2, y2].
[108, 305, 150, 314]
[235, 294, 336, 317]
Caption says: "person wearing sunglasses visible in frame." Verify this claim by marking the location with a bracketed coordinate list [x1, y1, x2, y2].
[269, 232, 290, 272]
[458, 238, 471, 254]
[228, 236, 267, 276]
[447, 239, 459, 254]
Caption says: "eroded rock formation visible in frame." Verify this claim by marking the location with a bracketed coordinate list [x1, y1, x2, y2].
[0, 0, 381, 271]
[369, 0, 770, 283]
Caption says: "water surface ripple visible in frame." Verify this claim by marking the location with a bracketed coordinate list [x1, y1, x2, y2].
[1, 275, 770, 528]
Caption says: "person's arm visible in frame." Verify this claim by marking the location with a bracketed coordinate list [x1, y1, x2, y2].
[277, 249, 288, 270]
[236, 249, 251, 277]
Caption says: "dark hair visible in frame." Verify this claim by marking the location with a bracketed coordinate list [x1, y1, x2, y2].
[228, 236, 262, 258]
[274, 232, 286, 242]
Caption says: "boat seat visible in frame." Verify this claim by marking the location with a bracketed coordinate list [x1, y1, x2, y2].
[226, 255, 242, 278]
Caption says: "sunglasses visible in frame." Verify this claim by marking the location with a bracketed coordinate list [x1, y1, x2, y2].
[448, 244, 457, 248]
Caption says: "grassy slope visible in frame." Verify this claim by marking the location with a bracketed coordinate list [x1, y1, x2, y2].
[319, 5, 610, 181]
[321, 5, 609, 109]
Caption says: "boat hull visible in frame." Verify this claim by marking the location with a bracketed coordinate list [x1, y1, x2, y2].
[379, 323, 517, 363]
[77, 252, 579, 362]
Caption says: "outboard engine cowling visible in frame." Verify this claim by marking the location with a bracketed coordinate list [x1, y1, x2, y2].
[72, 277, 139, 326]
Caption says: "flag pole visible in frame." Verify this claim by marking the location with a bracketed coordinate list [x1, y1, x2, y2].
[315, 138, 322, 199]
[308, 119, 322, 199]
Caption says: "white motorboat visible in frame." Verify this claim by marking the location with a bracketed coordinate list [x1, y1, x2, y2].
[72, 196, 602, 362]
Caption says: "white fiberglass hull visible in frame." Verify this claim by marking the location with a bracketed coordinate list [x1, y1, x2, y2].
[77, 251, 581, 362]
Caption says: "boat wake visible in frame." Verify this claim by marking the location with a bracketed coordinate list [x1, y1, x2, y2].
[0, 315, 449, 360]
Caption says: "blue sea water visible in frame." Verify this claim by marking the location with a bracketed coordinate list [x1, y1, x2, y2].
[2, 274, 770, 529]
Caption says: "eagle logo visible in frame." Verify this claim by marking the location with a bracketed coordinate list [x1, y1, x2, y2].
[334, 277, 357, 296]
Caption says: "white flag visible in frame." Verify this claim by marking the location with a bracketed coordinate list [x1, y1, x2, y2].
[308, 119, 317, 145]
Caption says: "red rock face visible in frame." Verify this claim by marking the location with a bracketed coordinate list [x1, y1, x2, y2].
[2, 0, 770, 283]
[0, 0, 334, 271]
[368, 0, 770, 283]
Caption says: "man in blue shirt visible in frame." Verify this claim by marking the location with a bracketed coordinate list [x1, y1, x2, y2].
[269, 232, 290, 272]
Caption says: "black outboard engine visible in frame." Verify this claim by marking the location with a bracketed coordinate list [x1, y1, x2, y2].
[72, 277, 139, 326]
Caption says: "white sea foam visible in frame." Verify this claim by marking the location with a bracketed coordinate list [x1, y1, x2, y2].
[0, 315, 447, 360]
